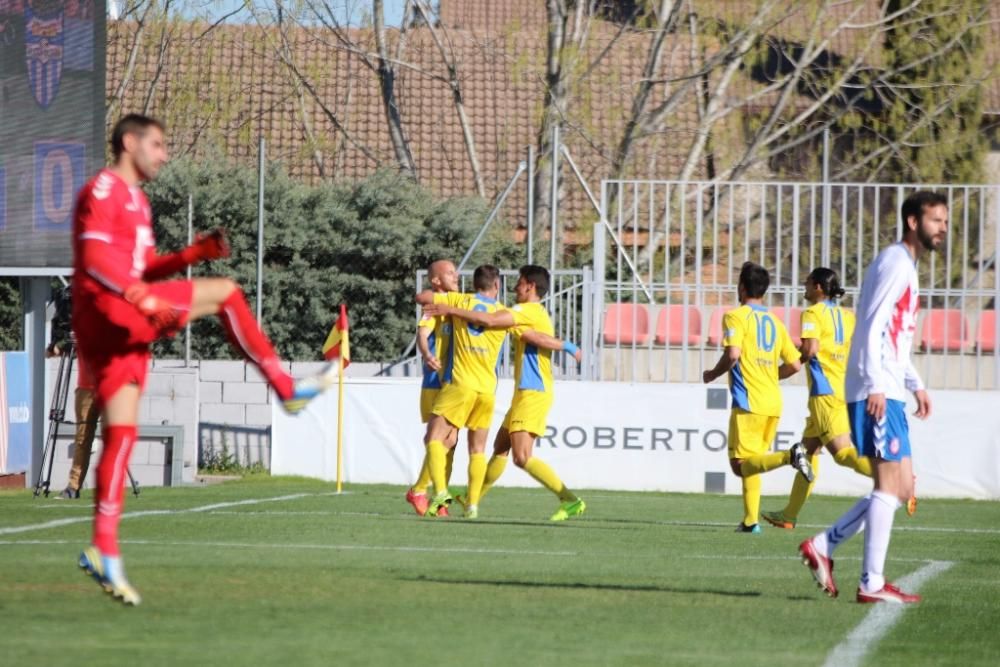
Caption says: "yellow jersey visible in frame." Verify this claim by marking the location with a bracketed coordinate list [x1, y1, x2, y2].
[417, 312, 452, 390]
[509, 301, 555, 393]
[722, 304, 800, 417]
[435, 291, 507, 394]
[800, 301, 855, 401]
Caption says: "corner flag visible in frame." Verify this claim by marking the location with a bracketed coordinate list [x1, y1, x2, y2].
[322, 304, 351, 367]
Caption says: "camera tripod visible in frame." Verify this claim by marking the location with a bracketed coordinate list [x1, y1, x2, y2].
[32, 341, 140, 499]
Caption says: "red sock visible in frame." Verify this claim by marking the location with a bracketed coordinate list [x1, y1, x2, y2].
[93, 424, 137, 556]
[218, 289, 294, 400]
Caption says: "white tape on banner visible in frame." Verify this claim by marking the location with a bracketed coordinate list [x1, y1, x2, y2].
[271, 379, 1000, 499]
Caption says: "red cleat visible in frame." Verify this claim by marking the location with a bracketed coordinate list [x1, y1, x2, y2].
[857, 582, 921, 604]
[799, 538, 838, 598]
[405, 489, 429, 516]
[437, 505, 450, 518]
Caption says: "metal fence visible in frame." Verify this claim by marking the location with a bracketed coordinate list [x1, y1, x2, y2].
[594, 180, 1000, 390]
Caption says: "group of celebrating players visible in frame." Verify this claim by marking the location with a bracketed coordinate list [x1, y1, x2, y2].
[404, 261, 586, 521]
[68, 113, 944, 608]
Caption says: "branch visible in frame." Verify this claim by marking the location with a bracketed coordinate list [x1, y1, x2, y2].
[413, 0, 486, 196]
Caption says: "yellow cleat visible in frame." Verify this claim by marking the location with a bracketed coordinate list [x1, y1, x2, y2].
[550, 498, 586, 522]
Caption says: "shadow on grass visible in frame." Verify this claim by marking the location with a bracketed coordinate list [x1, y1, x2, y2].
[402, 574, 762, 598]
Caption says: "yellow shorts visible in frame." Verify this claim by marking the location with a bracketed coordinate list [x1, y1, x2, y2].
[502, 390, 554, 437]
[420, 388, 440, 423]
[728, 408, 779, 460]
[432, 383, 495, 431]
[802, 395, 851, 445]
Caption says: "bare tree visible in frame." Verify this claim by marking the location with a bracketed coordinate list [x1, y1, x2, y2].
[372, 0, 418, 178]
[412, 0, 486, 197]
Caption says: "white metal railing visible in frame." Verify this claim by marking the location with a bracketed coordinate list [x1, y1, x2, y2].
[595, 180, 1000, 390]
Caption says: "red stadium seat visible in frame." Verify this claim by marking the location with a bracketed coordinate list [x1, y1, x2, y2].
[976, 311, 997, 353]
[602, 303, 650, 345]
[919, 309, 970, 352]
[655, 305, 703, 346]
[773, 306, 804, 347]
[707, 308, 728, 346]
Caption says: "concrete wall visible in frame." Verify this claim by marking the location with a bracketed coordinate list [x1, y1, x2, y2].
[42, 358, 386, 488]
[46, 359, 199, 489]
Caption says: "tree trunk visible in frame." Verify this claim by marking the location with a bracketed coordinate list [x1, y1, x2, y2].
[533, 0, 579, 250]
[373, 0, 418, 180]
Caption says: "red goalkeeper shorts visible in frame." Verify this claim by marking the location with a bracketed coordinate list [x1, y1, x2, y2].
[73, 280, 193, 406]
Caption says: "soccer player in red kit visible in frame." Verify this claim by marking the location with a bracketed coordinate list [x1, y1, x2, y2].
[72, 114, 335, 605]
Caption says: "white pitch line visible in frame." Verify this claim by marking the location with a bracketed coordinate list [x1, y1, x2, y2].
[0, 537, 577, 557]
[0, 538, 945, 565]
[822, 560, 955, 667]
[0, 493, 315, 536]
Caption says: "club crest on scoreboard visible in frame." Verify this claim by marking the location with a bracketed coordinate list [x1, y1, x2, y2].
[24, 0, 64, 109]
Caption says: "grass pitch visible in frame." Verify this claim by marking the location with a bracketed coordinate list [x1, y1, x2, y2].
[1, 476, 998, 666]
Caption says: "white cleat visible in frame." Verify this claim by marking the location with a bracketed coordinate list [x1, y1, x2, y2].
[282, 363, 338, 414]
[789, 442, 815, 483]
[79, 546, 142, 606]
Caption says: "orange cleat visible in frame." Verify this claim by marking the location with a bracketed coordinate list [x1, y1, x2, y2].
[405, 488, 429, 516]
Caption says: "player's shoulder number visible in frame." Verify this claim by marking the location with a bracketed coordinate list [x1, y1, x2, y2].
[467, 302, 490, 336]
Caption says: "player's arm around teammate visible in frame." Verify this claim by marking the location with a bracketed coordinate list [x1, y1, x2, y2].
[421, 303, 583, 362]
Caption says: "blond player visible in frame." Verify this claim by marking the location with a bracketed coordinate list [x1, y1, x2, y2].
[762, 268, 872, 529]
[423, 265, 585, 521]
[703, 262, 811, 532]
[405, 259, 460, 516]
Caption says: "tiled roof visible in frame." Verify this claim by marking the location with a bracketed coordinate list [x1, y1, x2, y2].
[105, 0, 1000, 232]
[106, 15, 705, 228]
[437, 0, 545, 34]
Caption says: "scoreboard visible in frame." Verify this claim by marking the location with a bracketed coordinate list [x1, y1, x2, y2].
[0, 0, 104, 272]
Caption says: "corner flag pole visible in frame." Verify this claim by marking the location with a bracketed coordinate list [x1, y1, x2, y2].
[323, 304, 350, 493]
[336, 351, 345, 493]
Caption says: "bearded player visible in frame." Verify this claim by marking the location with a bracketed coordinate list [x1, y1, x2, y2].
[72, 114, 336, 605]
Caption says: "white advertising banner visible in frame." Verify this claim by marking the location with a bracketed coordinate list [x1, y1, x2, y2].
[272, 378, 1000, 499]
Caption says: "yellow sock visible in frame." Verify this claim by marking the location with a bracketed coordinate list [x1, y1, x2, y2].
[523, 457, 575, 502]
[480, 455, 508, 500]
[467, 453, 487, 506]
[740, 451, 788, 475]
[783, 453, 819, 520]
[834, 447, 872, 477]
[742, 473, 761, 526]
[445, 447, 456, 485]
[412, 456, 432, 494]
[426, 440, 448, 495]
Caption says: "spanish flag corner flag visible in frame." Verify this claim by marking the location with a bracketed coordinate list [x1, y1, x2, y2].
[323, 304, 351, 367]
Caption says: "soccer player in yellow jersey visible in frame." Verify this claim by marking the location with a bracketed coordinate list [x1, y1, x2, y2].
[762, 268, 873, 530]
[406, 259, 460, 516]
[423, 265, 585, 521]
[703, 262, 812, 533]
[415, 265, 508, 517]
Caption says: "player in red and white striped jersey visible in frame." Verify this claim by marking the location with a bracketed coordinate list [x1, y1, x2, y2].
[799, 191, 947, 604]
